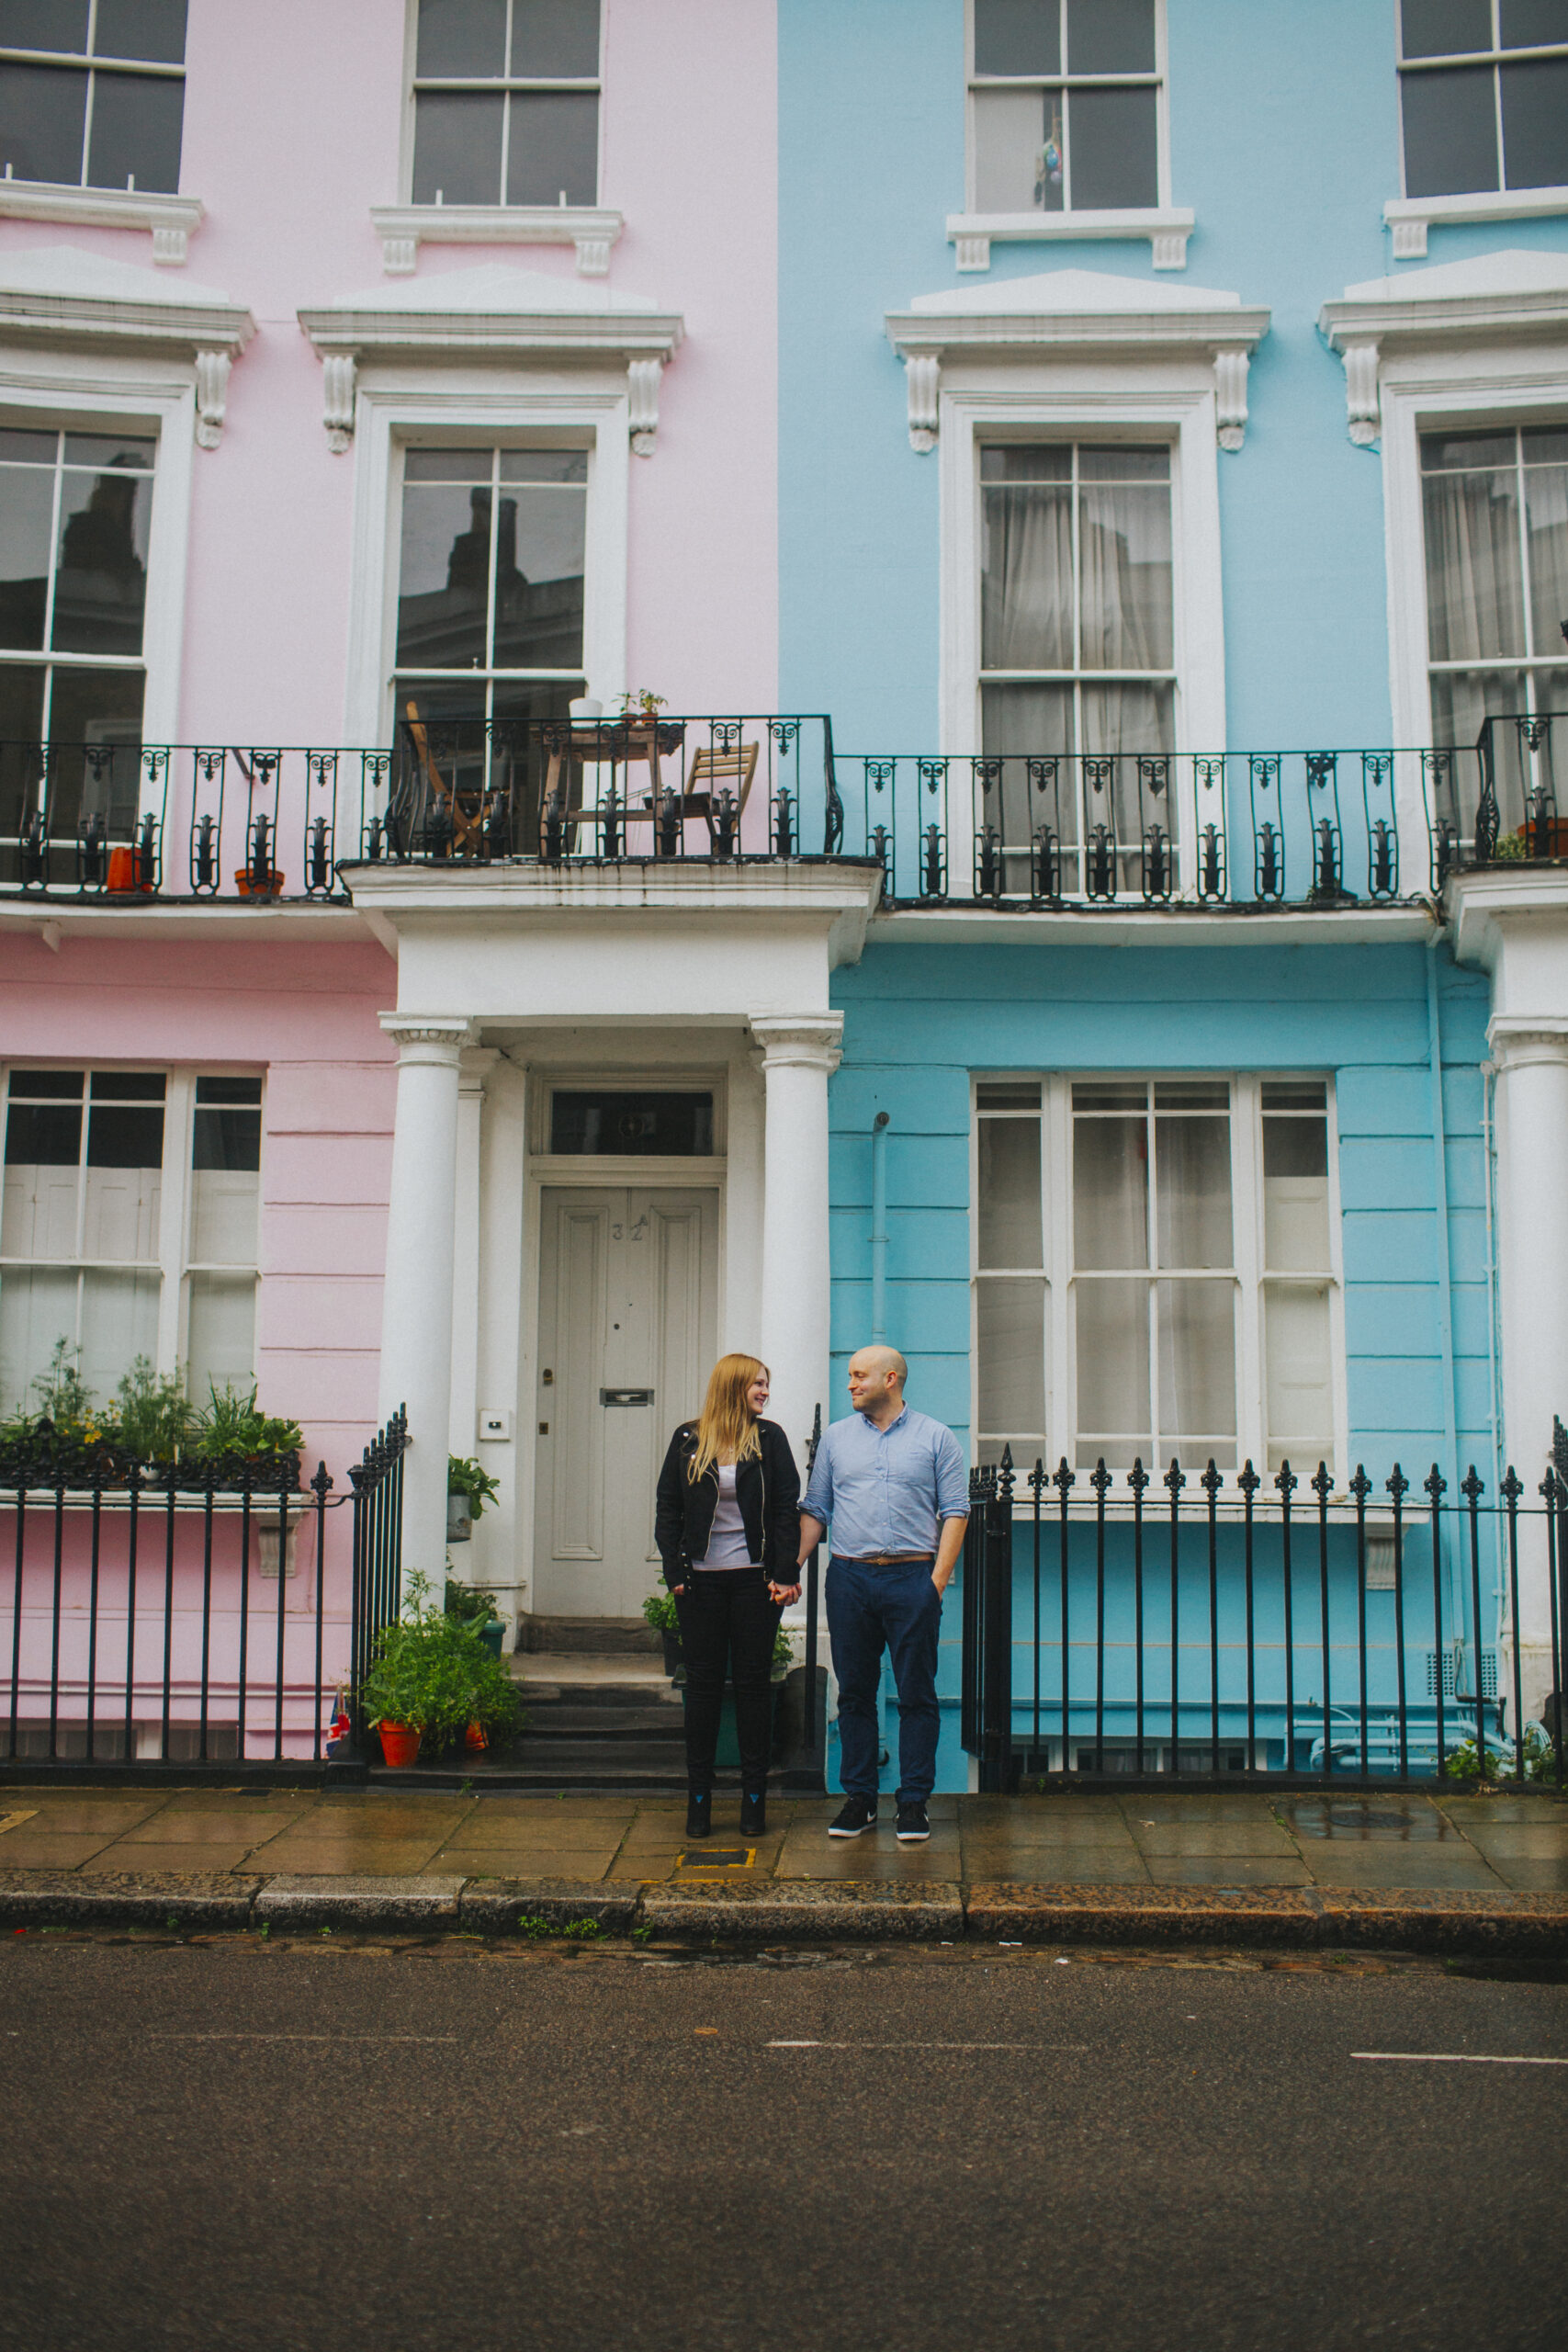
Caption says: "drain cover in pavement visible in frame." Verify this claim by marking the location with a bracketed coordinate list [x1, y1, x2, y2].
[676, 1847, 755, 1868]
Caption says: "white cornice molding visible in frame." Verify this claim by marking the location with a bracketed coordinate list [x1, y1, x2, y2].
[1447, 864, 1568, 971]
[749, 1012, 845, 1075]
[1383, 186, 1568, 261]
[886, 268, 1269, 451]
[1488, 1012, 1568, 1071]
[0, 246, 253, 446]
[369, 204, 624, 278]
[946, 207, 1195, 274]
[299, 264, 683, 453]
[1320, 250, 1568, 445]
[0, 180, 204, 264]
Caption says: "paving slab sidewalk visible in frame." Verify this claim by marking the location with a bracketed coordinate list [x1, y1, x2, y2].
[3, 1786, 1567, 1955]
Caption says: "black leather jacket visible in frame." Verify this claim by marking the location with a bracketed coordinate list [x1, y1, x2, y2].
[654, 1417, 801, 1589]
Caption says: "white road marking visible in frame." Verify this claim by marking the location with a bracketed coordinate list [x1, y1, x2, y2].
[149, 2032, 459, 2043]
[1351, 2052, 1568, 2066]
[765, 2041, 1081, 2051]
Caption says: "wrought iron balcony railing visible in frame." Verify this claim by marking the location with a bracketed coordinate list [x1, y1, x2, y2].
[1, 712, 1562, 910]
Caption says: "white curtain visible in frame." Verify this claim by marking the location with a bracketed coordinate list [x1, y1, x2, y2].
[982, 480, 1072, 671]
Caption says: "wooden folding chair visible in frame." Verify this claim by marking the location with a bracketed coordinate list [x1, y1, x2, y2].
[681, 741, 759, 839]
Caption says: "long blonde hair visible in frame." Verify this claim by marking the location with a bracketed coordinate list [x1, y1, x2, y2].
[687, 1353, 767, 1481]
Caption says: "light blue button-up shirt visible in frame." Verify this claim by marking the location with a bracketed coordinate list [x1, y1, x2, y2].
[801, 1405, 969, 1559]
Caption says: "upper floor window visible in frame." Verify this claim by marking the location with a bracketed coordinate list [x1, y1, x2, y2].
[979, 442, 1174, 888]
[969, 0, 1160, 214]
[0, 0, 186, 192]
[974, 1077, 1336, 1477]
[0, 1067, 262, 1411]
[411, 0, 600, 208]
[1399, 0, 1568, 198]
[0, 424, 154, 869]
[1421, 424, 1568, 815]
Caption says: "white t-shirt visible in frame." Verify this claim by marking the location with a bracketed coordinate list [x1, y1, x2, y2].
[692, 1462, 754, 1571]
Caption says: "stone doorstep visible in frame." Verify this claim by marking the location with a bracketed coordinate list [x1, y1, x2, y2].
[2, 1869, 1567, 1956]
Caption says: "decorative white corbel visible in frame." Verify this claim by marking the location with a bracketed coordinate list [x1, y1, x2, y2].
[905, 352, 940, 453]
[574, 232, 612, 276]
[1151, 225, 1190, 269]
[194, 348, 231, 449]
[380, 231, 418, 275]
[628, 356, 662, 455]
[322, 353, 357, 453]
[1342, 336, 1381, 447]
[152, 222, 188, 266]
[1213, 346, 1249, 452]
[1391, 218, 1427, 260]
[953, 232, 990, 272]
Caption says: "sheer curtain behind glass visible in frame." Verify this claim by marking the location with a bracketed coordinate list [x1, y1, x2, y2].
[976, 1090, 1045, 1464]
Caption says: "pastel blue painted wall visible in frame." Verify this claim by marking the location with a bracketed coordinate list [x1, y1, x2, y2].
[778, 0, 1568, 752]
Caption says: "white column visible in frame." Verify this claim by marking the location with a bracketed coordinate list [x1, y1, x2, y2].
[450, 1047, 499, 1459]
[1490, 1015, 1568, 1717]
[751, 1014, 842, 1467]
[378, 1014, 473, 1584]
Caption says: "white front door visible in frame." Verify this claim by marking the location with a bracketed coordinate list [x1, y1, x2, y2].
[533, 1185, 719, 1617]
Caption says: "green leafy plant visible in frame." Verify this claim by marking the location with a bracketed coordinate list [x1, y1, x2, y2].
[356, 1570, 525, 1752]
[192, 1381, 303, 1461]
[447, 1455, 501, 1521]
[31, 1338, 94, 1424]
[445, 1573, 501, 1626]
[561, 1918, 605, 1941]
[618, 688, 668, 721]
[773, 1625, 794, 1674]
[631, 1924, 653, 1944]
[516, 1913, 552, 1939]
[1491, 828, 1529, 863]
[642, 1589, 682, 1638]
[113, 1357, 194, 1463]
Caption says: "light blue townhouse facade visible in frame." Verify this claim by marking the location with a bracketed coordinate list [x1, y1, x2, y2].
[777, 0, 1568, 1791]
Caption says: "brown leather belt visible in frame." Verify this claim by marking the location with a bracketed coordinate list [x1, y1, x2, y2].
[842, 1552, 934, 1566]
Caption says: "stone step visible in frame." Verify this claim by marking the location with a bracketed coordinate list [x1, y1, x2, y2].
[522, 1705, 685, 1740]
[516, 1614, 659, 1657]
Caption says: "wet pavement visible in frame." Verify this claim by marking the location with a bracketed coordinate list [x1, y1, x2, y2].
[1, 1785, 1564, 1892]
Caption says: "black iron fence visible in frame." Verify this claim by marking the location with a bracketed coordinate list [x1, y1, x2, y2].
[1, 1408, 405, 1774]
[4, 715, 1563, 910]
[960, 1445, 1565, 1792]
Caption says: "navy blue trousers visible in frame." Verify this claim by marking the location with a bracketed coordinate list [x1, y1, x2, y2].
[826, 1555, 942, 1804]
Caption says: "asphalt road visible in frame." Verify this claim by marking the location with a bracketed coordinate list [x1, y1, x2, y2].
[3, 1934, 1566, 2352]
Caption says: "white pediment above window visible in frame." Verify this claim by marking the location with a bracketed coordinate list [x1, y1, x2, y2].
[886, 268, 1269, 450]
[0, 245, 254, 447]
[297, 264, 684, 454]
[1318, 249, 1568, 447]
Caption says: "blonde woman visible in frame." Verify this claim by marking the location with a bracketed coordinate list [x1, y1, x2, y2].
[655, 1354, 802, 1839]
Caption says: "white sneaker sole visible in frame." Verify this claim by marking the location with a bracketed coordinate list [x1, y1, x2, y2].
[897, 1826, 931, 1843]
[828, 1818, 877, 1838]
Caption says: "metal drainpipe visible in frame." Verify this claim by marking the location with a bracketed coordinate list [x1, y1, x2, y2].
[870, 1112, 891, 1344]
[1426, 936, 1463, 1651]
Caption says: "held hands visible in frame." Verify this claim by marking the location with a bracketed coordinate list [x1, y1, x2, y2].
[768, 1581, 801, 1606]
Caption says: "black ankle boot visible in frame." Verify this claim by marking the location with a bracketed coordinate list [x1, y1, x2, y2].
[739, 1788, 767, 1837]
[685, 1788, 712, 1839]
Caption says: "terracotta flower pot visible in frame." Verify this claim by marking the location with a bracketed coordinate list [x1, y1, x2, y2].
[378, 1722, 421, 1768]
[464, 1721, 489, 1753]
[106, 844, 153, 894]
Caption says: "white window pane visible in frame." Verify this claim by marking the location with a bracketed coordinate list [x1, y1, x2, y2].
[978, 1118, 1042, 1267]
[186, 1272, 256, 1396]
[1075, 1276, 1149, 1452]
[977, 1276, 1044, 1433]
[189, 1168, 258, 1266]
[974, 86, 1048, 211]
[0, 1265, 77, 1411]
[1422, 463, 1526, 661]
[1155, 1115, 1232, 1269]
[1078, 472, 1172, 671]
[1073, 1115, 1147, 1268]
[1265, 1282, 1333, 1473]
[1156, 1278, 1235, 1458]
[1263, 1116, 1329, 1271]
[1525, 452, 1568, 658]
[78, 1267, 159, 1396]
[2, 1161, 80, 1257]
[82, 1162, 159, 1261]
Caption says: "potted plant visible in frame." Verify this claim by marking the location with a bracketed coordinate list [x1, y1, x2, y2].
[447, 1453, 500, 1544]
[357, 1571, 525, 1767]
[643, 1587, 682, 1675]
[446, 1571, 508, 1661]
[186, 1381, 303, 1492]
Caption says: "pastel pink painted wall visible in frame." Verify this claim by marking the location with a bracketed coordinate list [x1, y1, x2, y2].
[0, 933, 396, 1471]
[0, 0, 780, 754]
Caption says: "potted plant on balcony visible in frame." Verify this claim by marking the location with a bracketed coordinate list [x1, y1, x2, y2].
[186, 1382, 303, 1492]
[447, 1453, 500, 1544]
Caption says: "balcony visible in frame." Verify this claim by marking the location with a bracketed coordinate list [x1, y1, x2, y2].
[0, 712, 1562, 913]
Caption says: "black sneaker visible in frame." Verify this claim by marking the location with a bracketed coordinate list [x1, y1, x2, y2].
[685, 1790, 712, 1839]
[739, 1789, 767, 1837]
[896, 1802, 931, 1843]
[828, 1796, 878, 1838]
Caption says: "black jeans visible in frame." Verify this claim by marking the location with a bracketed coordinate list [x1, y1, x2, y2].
[676, 1568, 781, 1792]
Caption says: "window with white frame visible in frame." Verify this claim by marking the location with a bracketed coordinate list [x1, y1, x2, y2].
[0, 1069, 262, 1414]
[969, 0, 1161, 215]
[394, 442, 587, 729]
[1421, 423, 1568, 820]
[0, 0, 186, 191]
[1398, 0, 1568, 200]
[410, 0, 600, 208]
[979, 442, 1175, 882]
[974, 1077, 1336, 1476]
[0, 423, 154, 862]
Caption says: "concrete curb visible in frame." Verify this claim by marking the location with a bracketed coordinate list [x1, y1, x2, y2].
[1, 1868, 1565, 1957]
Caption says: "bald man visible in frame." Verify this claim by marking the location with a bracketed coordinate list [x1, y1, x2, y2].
[797, 1346, 968, 1842]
